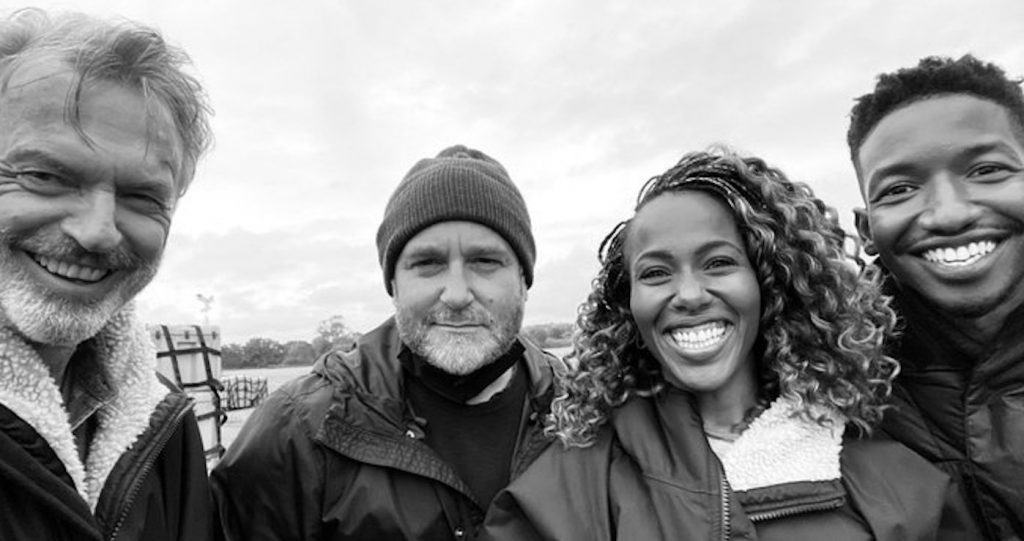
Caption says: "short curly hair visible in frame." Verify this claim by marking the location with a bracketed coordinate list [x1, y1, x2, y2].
[847, 54, 1024, 165]
[549, 147, 900, 448]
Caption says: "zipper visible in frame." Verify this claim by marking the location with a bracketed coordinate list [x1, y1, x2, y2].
[107, 397, 193, 541]
[747, 496, 844, 523]
[720, 474, 731, 541]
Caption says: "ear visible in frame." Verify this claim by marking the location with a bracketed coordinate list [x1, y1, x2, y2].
[853, 207, 877, 256]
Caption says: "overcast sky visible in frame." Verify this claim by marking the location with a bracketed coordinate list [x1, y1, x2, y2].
[15, 0, 1024, 344]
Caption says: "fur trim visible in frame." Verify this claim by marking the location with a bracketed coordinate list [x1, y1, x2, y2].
[0, 303, 166, 510]
[719, 397, 845, 492]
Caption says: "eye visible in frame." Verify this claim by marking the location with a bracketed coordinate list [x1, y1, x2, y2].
[120, 190, 174, 214]
[705, 256, 738, 270]
[871, 180, 917, 204]
[636, 266, 671, 284]
[8, 169, 74, 193]
[411, 258, 443, 269]
[471, 256, 502, 267]
[968, 162, 1013, 180]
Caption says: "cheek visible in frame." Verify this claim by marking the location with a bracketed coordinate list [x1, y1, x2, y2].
[0, 194, 67, 234]
[629, 289, 658, 341]
[117, 212, 170, 262]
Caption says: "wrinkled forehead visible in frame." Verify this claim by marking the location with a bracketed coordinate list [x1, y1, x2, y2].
[0, 54, 184, 167]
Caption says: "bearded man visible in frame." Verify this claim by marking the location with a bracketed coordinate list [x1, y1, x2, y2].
[0, 8, 213, 541]
[212, 145, 564, 541]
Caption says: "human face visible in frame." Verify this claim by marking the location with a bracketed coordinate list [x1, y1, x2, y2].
[626, 191, 760, 401]
[855, 95, 1024, 330]
[0, 58, 183, 346]
[392, 221, 527, 375]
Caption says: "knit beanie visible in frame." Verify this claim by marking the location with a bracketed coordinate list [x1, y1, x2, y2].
[376, 144, 536, 295]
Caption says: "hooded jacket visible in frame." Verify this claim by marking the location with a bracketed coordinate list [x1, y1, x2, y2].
[211, 317, 563, 541]
[483, 389, 980, 541]
[0, 305, 213, 541]
[879, 275, 1024, 540]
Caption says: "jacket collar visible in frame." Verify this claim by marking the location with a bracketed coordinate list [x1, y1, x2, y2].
[0, 303, 166, 509]
[718, 396, 844, 492]
[612, 390, 848, 525]
[313, 317, 562, 428]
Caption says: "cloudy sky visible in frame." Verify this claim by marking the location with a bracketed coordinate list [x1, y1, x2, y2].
[17, 0, 1024, 344]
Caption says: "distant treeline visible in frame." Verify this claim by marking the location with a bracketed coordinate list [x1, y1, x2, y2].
[221, 317, 574, 370]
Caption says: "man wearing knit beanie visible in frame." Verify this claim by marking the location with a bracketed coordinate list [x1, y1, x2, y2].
[213, 145, 564, 541]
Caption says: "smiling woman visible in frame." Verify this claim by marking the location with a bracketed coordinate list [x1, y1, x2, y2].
[481, 147, 981, 540]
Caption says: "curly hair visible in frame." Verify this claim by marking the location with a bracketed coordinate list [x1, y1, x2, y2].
[549, 147, 900, 448]
[847, 54, 1024, 164]
[0, 8, 213, 195]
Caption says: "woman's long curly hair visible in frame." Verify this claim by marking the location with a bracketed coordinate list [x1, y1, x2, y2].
[549, 147, 900, 448]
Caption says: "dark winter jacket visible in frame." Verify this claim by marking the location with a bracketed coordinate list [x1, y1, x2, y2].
[0, 308, 214, 541]
[211, 317, 563, 541]
[880, 276, 1024, 540]
[484, 389, 980, 541]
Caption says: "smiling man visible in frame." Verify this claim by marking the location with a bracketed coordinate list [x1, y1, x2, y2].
[212, 145, 563, 541]
[0, 8, 213, 541]
[849, 55, 1024, 540]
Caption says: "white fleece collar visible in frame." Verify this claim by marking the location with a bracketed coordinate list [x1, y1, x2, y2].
[0, 303, 166, 510]
[718, 396, 845, 492]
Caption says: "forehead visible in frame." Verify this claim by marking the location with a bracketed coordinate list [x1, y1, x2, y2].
[0, 56, 183, 171]
[400, 220, 515, 255]
[626, 191, 741, 257]
[856, 96, 1023, 182]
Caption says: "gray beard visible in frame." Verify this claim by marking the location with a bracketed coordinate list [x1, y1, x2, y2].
[0, 231, 158, 346]
[395, 304, 523, 376]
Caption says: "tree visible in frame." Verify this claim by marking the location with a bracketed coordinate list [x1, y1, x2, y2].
[241, 337, 286, 368]
[312, 315, 361, 356]
[221, 343, 246, 369]
[283, 340, 316, 366]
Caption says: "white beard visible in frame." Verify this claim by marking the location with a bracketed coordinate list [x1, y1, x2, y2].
[396, 303, 524, 376]
[0, 230, 158, 346]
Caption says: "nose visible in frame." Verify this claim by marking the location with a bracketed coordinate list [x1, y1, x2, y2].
[918, 176, 981, 234]
[61, 189, 123, 253]
[439, 264, 474, 309]
[669, 272, 712, 312]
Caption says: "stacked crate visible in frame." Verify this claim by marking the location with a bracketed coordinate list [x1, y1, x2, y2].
[150, 324, 225, 464]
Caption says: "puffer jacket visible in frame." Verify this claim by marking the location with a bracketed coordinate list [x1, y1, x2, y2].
[0, 306, 214, 541]
[211, 317, 563, 541]
[880, 275, 1024, 540]
[483, 388, 980, 541]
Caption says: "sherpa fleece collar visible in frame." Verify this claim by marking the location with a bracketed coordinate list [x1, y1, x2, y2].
[0, 303, 166, 510]
[718, 396, 845, 492]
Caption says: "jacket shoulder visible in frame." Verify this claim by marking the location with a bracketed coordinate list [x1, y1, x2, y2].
[485, 430, 618, 541]
[841, 438, 981, 540]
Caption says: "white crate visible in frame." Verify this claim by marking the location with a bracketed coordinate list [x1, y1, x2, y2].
[150, 325, 222, 386]
[184, 386, 223, 462]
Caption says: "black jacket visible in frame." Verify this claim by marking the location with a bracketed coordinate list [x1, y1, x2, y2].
[211, 317, 563, 541]
[484, 389, 979, 541]
[0, 387, 213, 541]
[880, 275, 1024, 540]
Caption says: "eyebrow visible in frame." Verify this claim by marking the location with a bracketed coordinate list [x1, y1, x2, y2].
[868, 141, 1021, 189]
[4, 146, 176, 196]
[2, 148, 77, 178]
[631, 239, 744, 264]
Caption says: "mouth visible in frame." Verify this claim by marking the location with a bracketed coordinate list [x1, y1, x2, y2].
[668, 321, 730, 352]
[28, 252, 112, 283]
[919, 239, 998, 267]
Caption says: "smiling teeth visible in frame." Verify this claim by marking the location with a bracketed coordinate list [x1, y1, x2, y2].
[670, 322, 727, 350]
[33, 254, 108, 282]
[922, 241, 997, 266]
